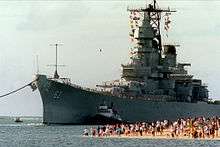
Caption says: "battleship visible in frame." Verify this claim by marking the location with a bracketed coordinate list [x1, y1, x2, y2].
[33, 0, 220, 124]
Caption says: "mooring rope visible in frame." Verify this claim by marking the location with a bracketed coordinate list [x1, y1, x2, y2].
[0, 80, 37, 98]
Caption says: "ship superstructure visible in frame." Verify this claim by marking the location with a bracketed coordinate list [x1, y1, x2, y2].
[96, 0, 208, 103]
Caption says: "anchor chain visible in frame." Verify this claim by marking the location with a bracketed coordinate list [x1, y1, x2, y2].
[0, 80, 37, 98]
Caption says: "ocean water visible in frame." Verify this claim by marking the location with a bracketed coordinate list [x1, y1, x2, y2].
[0, 117, 219, 147]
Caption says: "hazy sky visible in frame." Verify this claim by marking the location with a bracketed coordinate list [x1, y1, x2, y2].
[0, 0, 220, 116]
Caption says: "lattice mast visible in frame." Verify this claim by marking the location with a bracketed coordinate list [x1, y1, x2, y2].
[128, 0, 176, 61]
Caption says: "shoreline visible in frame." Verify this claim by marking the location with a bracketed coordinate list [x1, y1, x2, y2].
[84, 135, 220, 140]
[83, 116, 220, 141]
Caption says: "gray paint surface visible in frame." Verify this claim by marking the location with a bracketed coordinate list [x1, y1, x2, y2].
[37, 75, 220, 124]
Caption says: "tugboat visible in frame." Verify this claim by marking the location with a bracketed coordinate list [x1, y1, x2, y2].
[14, 117, 23, 123]
[96, 104, 122, 122]
[86, 104, 122, 124]
[85, 103, 122, 125]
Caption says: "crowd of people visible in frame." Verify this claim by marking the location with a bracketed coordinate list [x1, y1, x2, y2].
[83, 116, 220, 139]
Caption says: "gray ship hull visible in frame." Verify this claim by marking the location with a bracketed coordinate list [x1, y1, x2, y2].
[37, 75, 220, 124]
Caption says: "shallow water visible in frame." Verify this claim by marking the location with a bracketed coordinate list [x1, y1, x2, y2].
[0, 116, 219, 147]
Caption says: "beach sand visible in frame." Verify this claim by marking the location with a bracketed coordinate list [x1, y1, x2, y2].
[85, 135, 220, 140]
